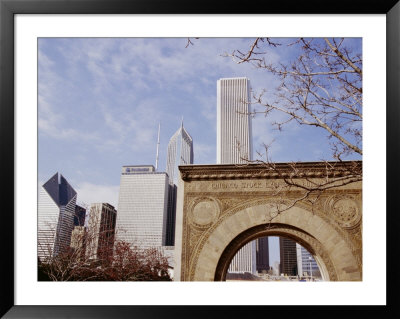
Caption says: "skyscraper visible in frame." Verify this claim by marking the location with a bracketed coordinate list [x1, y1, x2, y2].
[38, 173, 77, 261]
[86, 203, 117, 262]
[74, 204, 86, 227]
[165, 121, 194, 246]
[217, 77, 257, 274]
[217, 77, 252, 164]
[228, 244, 257, 274]
[296, 243, 320, 278]
[256, 236, 270, 273]
[279, 237, 298, 276]
[166, 121, 194, 186]
[116, 165, 169, 249]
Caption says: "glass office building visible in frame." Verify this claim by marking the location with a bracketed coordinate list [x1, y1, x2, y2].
[296, 243, 320, 278]
[280, 237, 298, 276]
[115, 165, 169, 249]
[38, 173, 77, 261]
[256, 236, 270, 273]
[74, 204, 86, 226]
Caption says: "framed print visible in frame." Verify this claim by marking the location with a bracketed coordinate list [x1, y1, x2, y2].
[1, 0, 399, 317]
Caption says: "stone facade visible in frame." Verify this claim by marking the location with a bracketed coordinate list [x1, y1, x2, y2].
[174, 162, 362, 281]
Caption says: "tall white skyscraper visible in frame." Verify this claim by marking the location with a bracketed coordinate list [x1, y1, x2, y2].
[165, 121, 194, 246]
[296, 243, 320, 278]
[166, 121, 194, 186]
[217, 77, 252, 164]
[217, 77, 256, 274]
[38, 173, 77, 261]
[115, 165, 169, 249]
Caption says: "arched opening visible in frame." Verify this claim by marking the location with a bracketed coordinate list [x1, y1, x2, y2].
[183, 201, 360, 281]
[224, 235, 322, 281]
[214, 223, 332, 281]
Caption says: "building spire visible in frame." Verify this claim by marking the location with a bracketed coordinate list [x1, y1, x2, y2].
[181, 116, 184, 129]
[155, 122, 161, 171]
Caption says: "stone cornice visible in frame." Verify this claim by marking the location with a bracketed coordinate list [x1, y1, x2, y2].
[178, 161, 362, 181]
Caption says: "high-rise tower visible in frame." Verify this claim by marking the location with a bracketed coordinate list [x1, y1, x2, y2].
[116, 165, 169, 249]
[217, 77, 252, 164]
[216, 77, 258, 274]
[38, 173, 77, 261]
[166, 120, 194, 186]
[74, 204, 86, 227]
[296, 243, 320, 278]
[256, 236, 270, 273]
[280, 237, 298, 276]
[165, 121, 194, 246]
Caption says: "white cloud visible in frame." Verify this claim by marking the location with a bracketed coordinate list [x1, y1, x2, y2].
[198, 94, 217, 122]
[193, 142, 215, 164]
[38, 37, 343, 201]
[75, 182, 120, 208]
[38, 50, 64, 137]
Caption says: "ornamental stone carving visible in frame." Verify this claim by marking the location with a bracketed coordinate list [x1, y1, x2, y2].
[188, 197, 220, 230]
[174, 162, 362, 282]
[327, 194, 361, 229]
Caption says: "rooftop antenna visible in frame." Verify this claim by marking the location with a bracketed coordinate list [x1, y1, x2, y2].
[181, 116, 184, 129]
[155, 122, 161, 171]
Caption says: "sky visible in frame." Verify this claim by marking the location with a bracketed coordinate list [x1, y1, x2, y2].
[38, 37, 361, 267]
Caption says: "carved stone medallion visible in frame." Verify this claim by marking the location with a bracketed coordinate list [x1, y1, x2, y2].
[188, 197, 220, 230]
[328, 195, 361, 229]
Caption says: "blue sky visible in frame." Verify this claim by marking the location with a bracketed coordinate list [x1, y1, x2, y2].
[38, 37, 361, 267]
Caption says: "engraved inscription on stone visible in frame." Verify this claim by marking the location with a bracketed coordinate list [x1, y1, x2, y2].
[211, 181, 264, 190]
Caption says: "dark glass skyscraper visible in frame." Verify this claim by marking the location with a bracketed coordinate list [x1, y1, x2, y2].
[74, 204, 86, 227]
[38, 173, 77, 261]
[279, 237, 298, 276]
[256, 237, 270, 273]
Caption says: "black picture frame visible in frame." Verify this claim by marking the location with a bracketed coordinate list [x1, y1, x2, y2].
[1, 0, 398, 318]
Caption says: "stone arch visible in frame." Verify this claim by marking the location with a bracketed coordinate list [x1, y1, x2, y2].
[213, 223, 333, 281]
[191, 202, 361, 281]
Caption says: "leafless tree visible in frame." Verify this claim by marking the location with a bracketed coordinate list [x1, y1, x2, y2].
[38, 202, 171, 281]
[187, 37, 362, 219]
[227, 38, 362, 217]
[226, 37, 362, 158]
